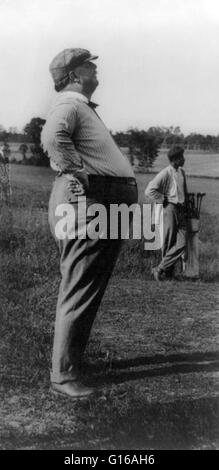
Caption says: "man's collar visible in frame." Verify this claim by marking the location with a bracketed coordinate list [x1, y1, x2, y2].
[59, 90, 88, 103]
[168, 164, 181, 173]
[59, 91, 98, 108]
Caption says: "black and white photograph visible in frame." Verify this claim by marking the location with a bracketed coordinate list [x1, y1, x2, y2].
[0, 0, 218, 454]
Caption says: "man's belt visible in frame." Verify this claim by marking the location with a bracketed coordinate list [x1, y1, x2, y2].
[168, 201, 185, 207]
[59, 171, 137, 186]
[88, 175, 137, 186]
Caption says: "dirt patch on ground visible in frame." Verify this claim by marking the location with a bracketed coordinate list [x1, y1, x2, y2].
[1, 278, 219, 449]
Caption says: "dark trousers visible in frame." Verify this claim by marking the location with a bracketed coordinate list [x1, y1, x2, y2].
[158, 203, 187, 275]
[48, 174, 138, 383]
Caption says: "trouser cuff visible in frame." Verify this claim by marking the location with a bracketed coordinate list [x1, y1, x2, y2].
[50, 369, 79, 384]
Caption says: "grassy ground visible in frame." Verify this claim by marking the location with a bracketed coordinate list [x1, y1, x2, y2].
[153, 149, 219, 178]
[0, 165, 219, 449]
[7, 147, 219, 177]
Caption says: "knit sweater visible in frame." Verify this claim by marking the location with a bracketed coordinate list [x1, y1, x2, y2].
[41, 91, 134, 178]
[145, 165, 187, 204]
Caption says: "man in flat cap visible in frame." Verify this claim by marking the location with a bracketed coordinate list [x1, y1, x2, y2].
[41, 48, 138, 398]
[145, 145, 188, 281]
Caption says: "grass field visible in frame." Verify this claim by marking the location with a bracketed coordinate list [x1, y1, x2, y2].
[0, 164, 219, 450]
[4, 144, 219, 177]
[154, 149, 219, 178]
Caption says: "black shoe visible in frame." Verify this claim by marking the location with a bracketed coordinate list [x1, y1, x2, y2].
[50, 381, 95, 399]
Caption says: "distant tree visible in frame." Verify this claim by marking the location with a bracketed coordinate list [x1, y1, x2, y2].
[214, 135, 219, 151]
[113, 131, 130, 147]
[147, 127, 165, 147]
[0, 142, 11, 203]
[185, 133, 205, 150]
[147, 126, 184, 148]
[8, 126, 18, 134]
[113, 131, 135, 165]
[172, 126, 184, 144]
[0, 124, 5, 136]
[24, 117, 45, 144]
[204, 135, 216, 151]
[127, 129, 159, 171]
[19, 143, 28, 161]
[24, 117, 49, 166]
[0, 130, 8, 143]
[29, 144, 49, 167]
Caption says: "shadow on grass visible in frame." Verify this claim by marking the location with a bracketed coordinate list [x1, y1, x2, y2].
[84, 351, 219, 386]
[94, 351, 219, 370]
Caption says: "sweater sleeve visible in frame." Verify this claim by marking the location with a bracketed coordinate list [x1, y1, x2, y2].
[145, 168, 168, 202]
[41, 103, 84, 173]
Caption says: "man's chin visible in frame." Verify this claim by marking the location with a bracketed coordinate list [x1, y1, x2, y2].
[90, 81, 99, 93]
[93, 79, 99, 89]
[83, 79, 99, 95]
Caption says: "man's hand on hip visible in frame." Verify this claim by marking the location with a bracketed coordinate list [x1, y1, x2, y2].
[67, 170, 89, 196]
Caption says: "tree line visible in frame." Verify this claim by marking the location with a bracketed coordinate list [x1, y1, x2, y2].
[0, 118, 48, 167]
[113, 126, 219, 151]
[1, 120, 219, 170]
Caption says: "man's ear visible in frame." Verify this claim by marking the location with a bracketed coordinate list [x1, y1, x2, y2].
[69, 70, 80, 83]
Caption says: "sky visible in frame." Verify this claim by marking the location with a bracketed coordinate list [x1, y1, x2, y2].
[1, 0, 219, 135]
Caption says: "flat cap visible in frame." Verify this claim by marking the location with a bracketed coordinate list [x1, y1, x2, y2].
[49, 48, 98, 90]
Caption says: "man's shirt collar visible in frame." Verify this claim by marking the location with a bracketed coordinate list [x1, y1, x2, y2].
[58, 91, 98, 108]
[59, 91, 88, 103]
[168, 165, 182, 174]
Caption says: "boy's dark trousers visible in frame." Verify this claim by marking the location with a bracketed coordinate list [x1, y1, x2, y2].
[159, 202, 187, 277]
